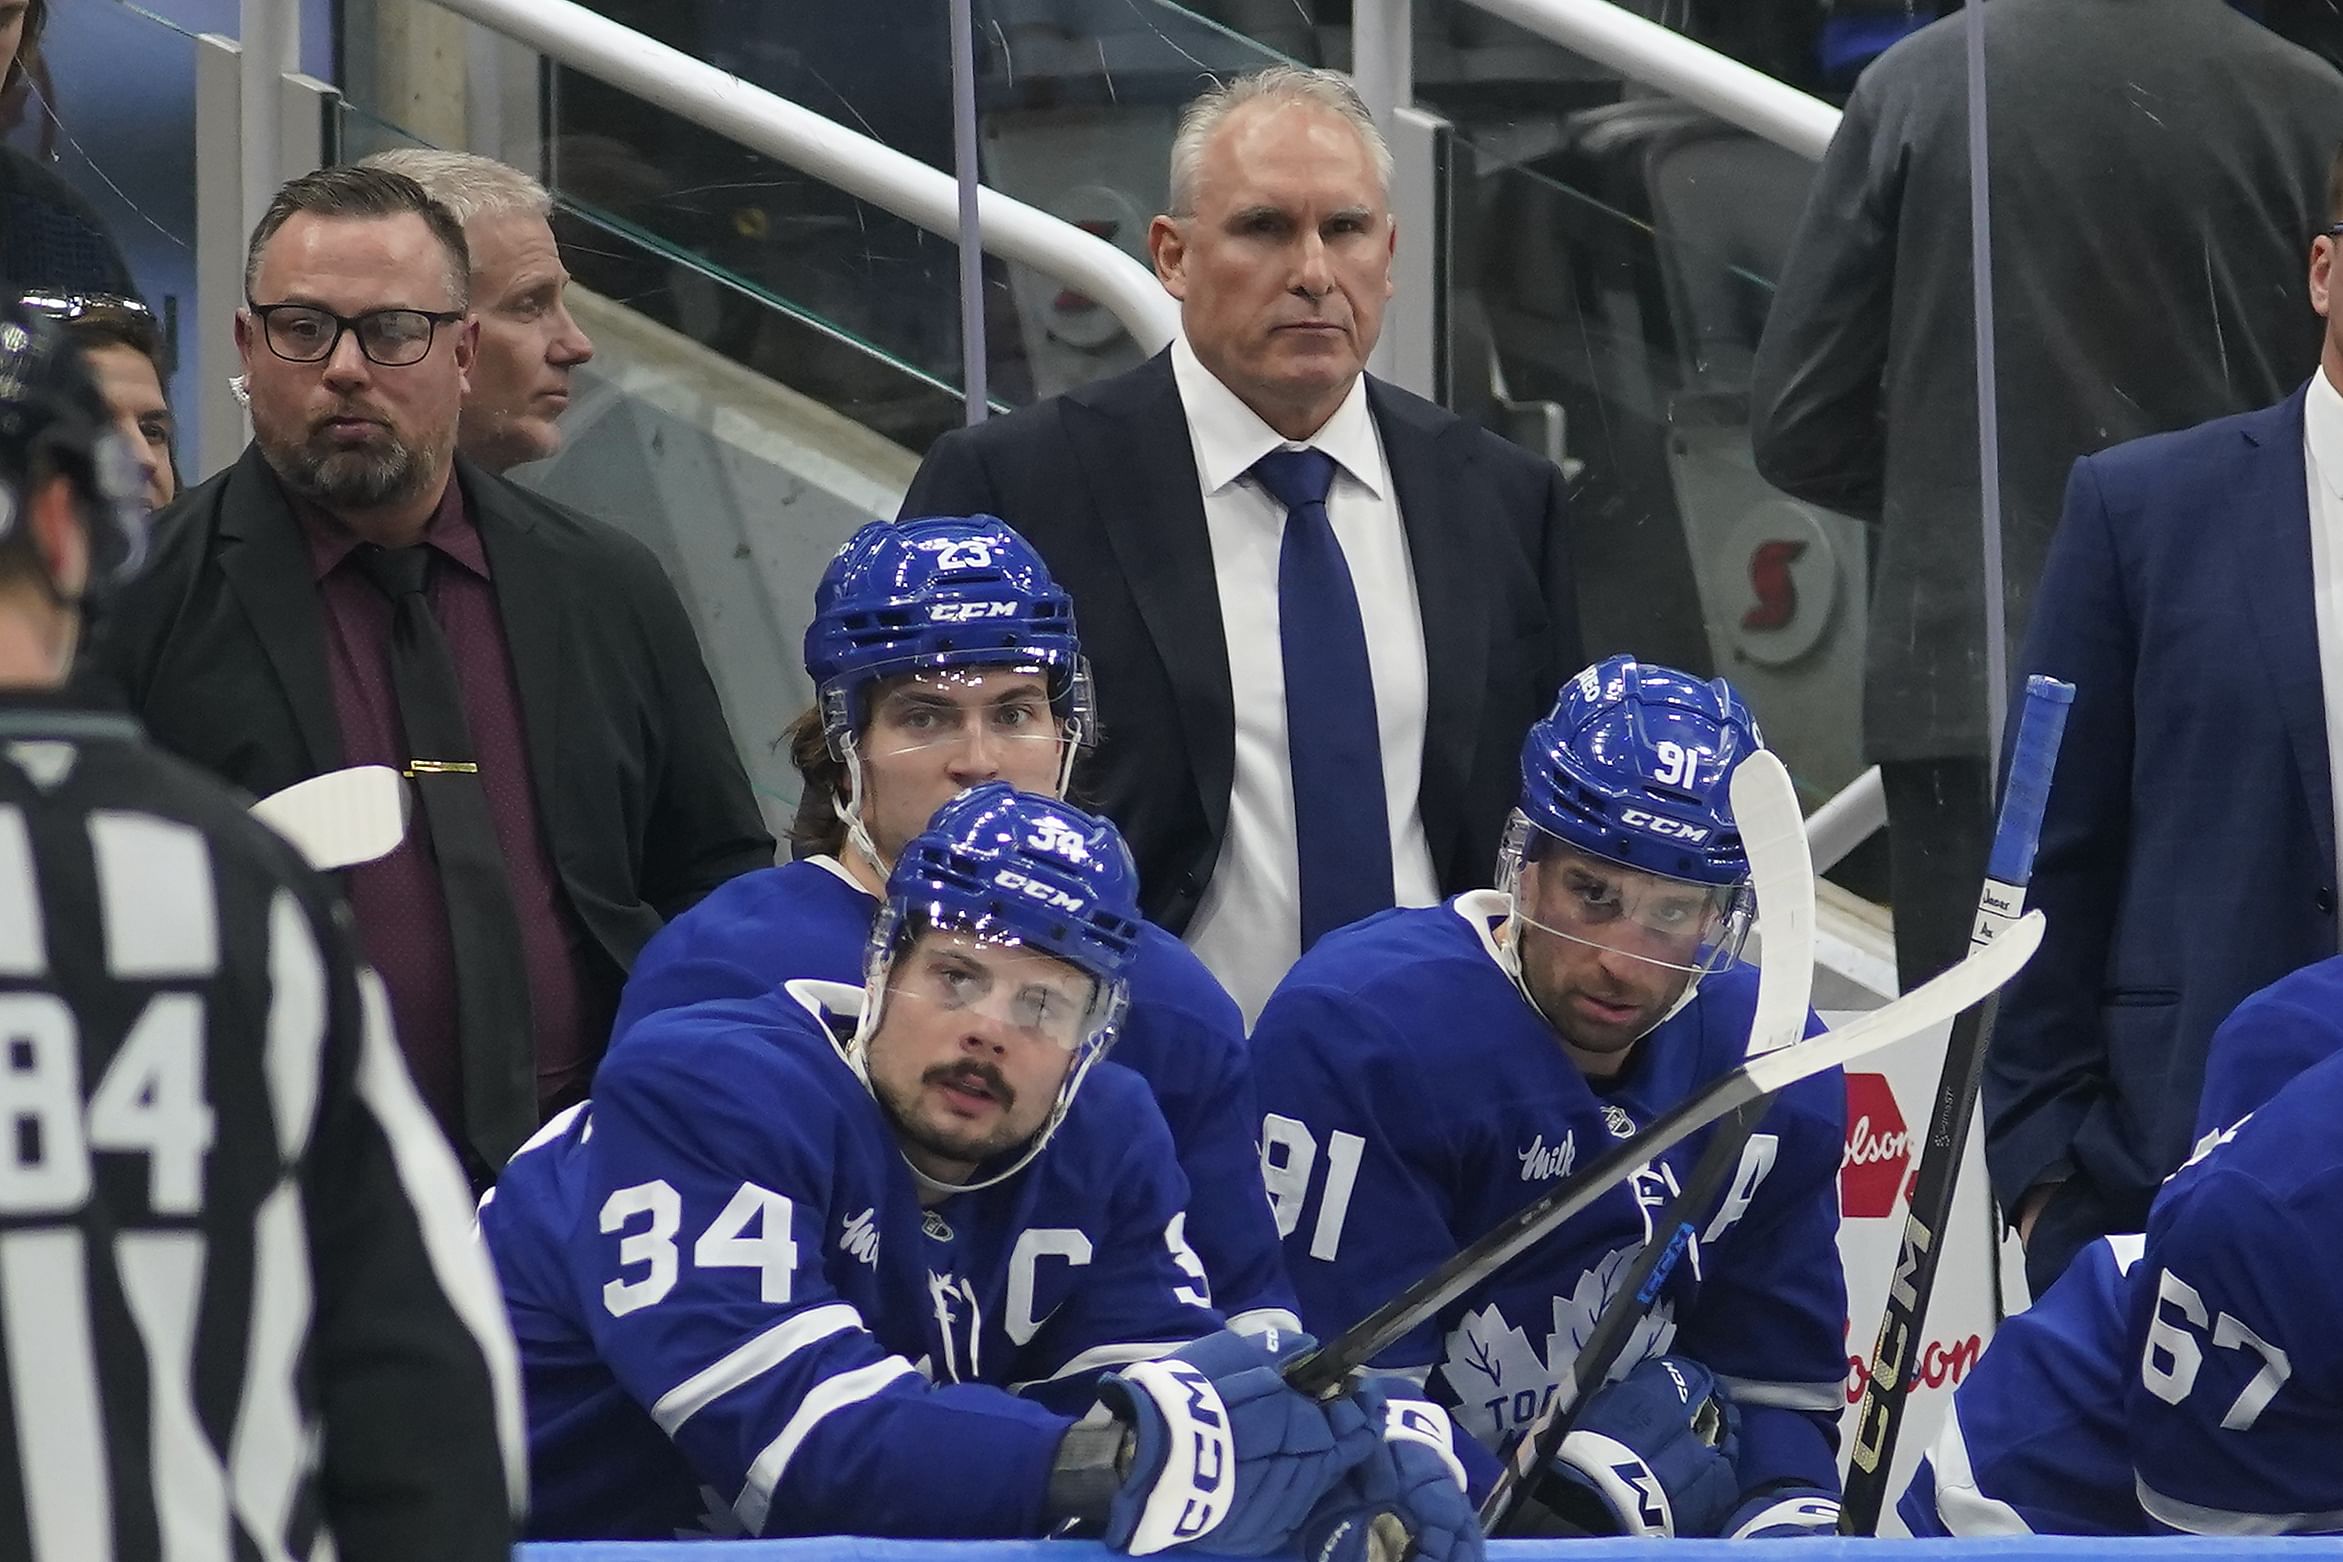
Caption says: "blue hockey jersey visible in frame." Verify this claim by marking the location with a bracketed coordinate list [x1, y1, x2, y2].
[1905, 1010, 2343, 1538]
[2193, 953, 2343, 1141]
[614, 855, 1295, 1331]
[481, 981, 1224, 1541]
[1249, 892, 1848, 1503]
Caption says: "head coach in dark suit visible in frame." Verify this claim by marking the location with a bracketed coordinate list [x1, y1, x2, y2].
[82, 166, 773, 1182]
[901, 66, 1580, 1020]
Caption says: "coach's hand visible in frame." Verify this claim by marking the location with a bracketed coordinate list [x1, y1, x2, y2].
[1300, 1378, 1485, 1562]
[1093, 1327, 1373, 1555]
[1543, 1355, 1741, 1539]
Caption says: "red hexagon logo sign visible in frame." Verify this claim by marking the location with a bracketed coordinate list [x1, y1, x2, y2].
[1841, 1072, 1914, 1220]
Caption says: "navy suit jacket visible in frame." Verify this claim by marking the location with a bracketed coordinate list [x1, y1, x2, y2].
[900, 353, 1580, 934]
[1984, 384, 2340, 1238]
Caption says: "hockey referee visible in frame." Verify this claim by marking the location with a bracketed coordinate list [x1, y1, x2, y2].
[0, 302, 522, 1557]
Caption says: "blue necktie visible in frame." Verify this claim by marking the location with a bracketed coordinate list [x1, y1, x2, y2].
[1253, 447, 1396, 950]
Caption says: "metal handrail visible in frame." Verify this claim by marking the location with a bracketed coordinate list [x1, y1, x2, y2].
[1469, 0, 1839, 158]
[420, 0, 1180, 352]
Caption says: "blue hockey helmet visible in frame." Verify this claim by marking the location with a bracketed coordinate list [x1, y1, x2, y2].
[1512, 656, 1762, 886]
[856, 783, 1144, 1192]
[805, 515, 1093, 753]
[1496, 659, 1763, 1034]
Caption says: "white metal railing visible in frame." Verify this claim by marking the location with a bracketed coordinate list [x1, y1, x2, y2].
[1353, 0, 1840, 162]
[365, 0, 1180, 353]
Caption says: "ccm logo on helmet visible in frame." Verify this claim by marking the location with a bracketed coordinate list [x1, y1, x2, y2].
[1620, 808, 1710, 842]
[993, 870, 1089, 915]
[928, 601, 1020, 624]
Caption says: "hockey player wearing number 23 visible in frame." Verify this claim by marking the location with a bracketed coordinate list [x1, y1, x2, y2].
[1253, 657, 1850, 1540]
[1902, 954, 2343, 1538]
[483, 784, 1483, 1555]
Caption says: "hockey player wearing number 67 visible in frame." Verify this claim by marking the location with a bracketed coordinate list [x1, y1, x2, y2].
[1901, 954, 2343, 1537]
[1252, 657, 1849, 1540]
[483, 783, 1482, 1555]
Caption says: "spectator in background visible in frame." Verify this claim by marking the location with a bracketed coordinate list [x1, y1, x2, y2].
[1750, 0, 2343, 1001]
[84, 165, 773, 1188]
[0, 0, 138, 296]
[1988, 158, 2343, 1294]
[903, 66, 1578, 1021]
[18, 288, 175, 509]
[358, 148, 595, 473]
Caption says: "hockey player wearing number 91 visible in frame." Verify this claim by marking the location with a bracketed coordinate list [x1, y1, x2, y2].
[1251, 656, 1850, 1540]
[1901, 953, 2343, 1538]
[481, 782, 1483, 1554]
[610, 513, 1296, 1336]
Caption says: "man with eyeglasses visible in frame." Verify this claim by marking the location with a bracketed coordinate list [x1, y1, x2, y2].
[17, 290, 177, 511]
[83, 163, 773, 1189]
[1252, 657, 1849, 1541]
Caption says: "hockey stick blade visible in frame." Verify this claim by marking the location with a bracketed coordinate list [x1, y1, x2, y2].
[250, 765, 412, 871]
[1287, 908, 2044, 1398]
[1839, 675, 2073, 1533]
[1478, 748, 1817, 1531]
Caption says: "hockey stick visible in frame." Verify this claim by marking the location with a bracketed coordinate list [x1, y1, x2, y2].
[249, 765, 412, 871]
[1477, 749, 1818, 1533]
[1837, 674, 2074, 1534]
[1284, 905, 2045, 1400]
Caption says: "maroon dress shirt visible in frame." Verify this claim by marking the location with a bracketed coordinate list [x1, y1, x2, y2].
[293, 477, 607, 1131]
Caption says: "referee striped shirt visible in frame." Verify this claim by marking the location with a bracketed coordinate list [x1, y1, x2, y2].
[0, 698, 522, 1562]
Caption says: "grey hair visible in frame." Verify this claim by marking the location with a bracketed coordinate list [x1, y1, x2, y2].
[358, 148, 553, 231]
[243, 164, 471, 308]
[1166, 66, 1393, 217]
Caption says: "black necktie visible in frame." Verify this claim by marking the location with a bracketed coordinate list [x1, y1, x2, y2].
[352, 543, 536, 1179]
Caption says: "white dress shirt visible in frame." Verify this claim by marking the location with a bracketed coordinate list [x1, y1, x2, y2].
[2298, 364, 2343, 898]
[1172, 334, 1441, 1023]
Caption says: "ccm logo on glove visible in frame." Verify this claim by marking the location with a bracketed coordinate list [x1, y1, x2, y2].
[1119, 1358, 1236, 1547]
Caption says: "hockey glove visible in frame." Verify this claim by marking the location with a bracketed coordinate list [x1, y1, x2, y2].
[1300, 1378, 1485, 1562]
[1724, 1486, 1842, 1538]
[1091, 1327, 1373, 1555]
[1543, 1355, 1742, 1539]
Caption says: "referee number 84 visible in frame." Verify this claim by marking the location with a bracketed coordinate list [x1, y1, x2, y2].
[0, 993, 214, 1216]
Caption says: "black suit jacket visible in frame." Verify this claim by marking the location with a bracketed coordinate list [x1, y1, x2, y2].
[86, 445, 775, 992]
[901, 352, 1579, 932]
[1751, 0, 2343, 762]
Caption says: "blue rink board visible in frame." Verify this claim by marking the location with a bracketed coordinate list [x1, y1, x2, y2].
[524, 1541, 2343, 1561]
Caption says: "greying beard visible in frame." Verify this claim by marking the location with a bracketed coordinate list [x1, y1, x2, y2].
[266, 424, 451, 511]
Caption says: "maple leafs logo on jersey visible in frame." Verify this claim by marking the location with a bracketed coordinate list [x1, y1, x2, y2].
[1437, 1244, 1678, 1446]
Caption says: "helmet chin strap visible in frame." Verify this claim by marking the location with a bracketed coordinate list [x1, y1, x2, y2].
[836, 738, 892, 886]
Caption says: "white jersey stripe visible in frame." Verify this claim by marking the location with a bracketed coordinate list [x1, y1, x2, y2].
[118, 1232, 230, 1562]
[227, 1183, 310, 1562]
[1225, 1308, 1304, 1340]
[1926, 1399, 2033, 1537]
[351, 970, 529, 1518]
[1009, 1339, 1189, 1393]
[653, 1303, 866, 1435]
[0, 806, 48, 975]
[2136, 1475, 2343, 1536]
[262, 894, 327, 1164]
[1715, 1373, 1845, 1412]
[89, 812, 216, 979]
[2, 1228, 114, 1562]
[733, 1357, 918, 1534]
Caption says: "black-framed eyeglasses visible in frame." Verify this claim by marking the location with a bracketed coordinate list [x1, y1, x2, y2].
[245, 301, 465, 367]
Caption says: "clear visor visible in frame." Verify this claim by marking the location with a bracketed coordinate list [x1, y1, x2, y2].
[877, 920, 1123, 1054]
[1498, 815, 1753, 978]
[847, 667, 1078, 762]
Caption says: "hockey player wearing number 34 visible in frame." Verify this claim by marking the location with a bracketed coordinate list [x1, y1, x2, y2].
[483, 783, 1483, 1555]
[611, 513, 1295, 1335]
[1902, 953, 2343, 1538]
[1252, 657, 1850, 1540]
